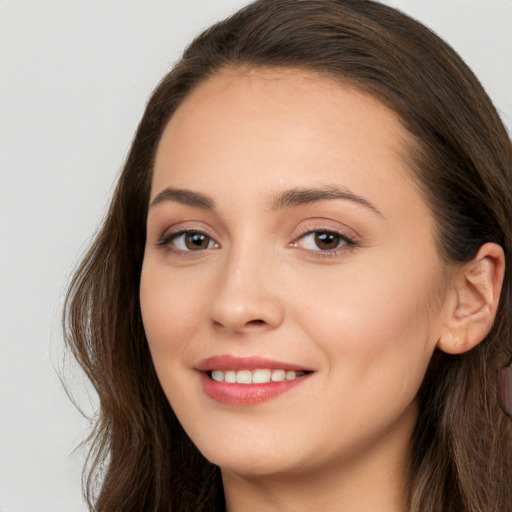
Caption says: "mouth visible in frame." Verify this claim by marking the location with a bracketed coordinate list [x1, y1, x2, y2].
[196, 355, 314, 406]
[207, 368, 310, 384]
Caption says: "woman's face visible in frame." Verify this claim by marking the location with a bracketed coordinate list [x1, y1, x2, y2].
[140, 69, 451, 479]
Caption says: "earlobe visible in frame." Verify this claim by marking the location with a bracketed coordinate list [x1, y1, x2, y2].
[437, 243, 505, 355]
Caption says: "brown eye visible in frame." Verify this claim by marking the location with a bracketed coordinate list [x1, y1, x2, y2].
[294, 230, 354, 253]
[184, 232, 211, 250]
[161, 230, 219, 252]
[314, 232, 342, 250]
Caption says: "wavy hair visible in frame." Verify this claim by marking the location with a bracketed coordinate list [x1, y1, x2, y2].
[64, 1, 512, 510]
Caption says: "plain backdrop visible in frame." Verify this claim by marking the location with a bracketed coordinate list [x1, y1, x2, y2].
[0, 1, 510, 511]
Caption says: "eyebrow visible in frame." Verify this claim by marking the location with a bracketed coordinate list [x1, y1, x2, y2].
[271, 185, 383, 216]
[150, 188, 215, 210]
[149, 184, 382, 217]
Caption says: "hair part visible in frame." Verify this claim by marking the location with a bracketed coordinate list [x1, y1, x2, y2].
[64, 1, 512, 510]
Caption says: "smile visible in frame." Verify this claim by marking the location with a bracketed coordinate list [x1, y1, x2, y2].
[210, 369, 307, 384]
[197, 355, 313, 406]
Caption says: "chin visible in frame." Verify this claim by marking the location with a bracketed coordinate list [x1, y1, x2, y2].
[196, 435, 307, 478]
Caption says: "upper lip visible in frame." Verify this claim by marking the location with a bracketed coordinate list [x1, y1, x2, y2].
[195, 355, 312, 372]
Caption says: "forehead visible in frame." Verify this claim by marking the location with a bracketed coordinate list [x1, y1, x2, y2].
[158, 67, 410, 155]
[152, 67, 429, 228]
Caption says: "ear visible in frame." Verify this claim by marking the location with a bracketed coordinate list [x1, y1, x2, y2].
[437, 243, 505, 355]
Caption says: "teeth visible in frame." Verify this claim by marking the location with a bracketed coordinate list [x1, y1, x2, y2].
[211, 370, 224, 382]
[271, 369, 286, 382]
[225, 370, 237, 383]
[209, 369, 307, 384]
[252, 369, 271, 383]
[236, 370, 252, 384]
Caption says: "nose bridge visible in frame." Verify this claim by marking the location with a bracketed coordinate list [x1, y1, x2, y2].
[209, 232, 284, 332]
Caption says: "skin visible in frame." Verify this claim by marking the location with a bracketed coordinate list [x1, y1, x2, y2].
[140, 68, 478, 511]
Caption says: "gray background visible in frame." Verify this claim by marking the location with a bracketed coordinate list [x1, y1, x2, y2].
[1, 1, 510, 511]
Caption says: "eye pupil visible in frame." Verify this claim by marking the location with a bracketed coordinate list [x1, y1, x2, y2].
[315, 232, 340, 250]
[185, 232, 210, 250]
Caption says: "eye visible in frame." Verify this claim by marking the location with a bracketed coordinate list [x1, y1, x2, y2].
[159, 230, 219, 252]
[296, 230, 354, 252]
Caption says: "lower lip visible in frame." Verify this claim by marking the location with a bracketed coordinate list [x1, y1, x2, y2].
[200, 372, 309, 406]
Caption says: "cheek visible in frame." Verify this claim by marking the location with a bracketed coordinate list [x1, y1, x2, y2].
[140, 261, 208, 361]
[289, 252, 440, 397]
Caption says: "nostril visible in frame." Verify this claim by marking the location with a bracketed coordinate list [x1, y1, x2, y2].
[247, 319, 265, 326]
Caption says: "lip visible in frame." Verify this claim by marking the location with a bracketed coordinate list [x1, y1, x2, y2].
[195, 355, 313, 406]
[196, 354, 310, 372]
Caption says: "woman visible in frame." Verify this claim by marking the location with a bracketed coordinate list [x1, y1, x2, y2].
[64, 0, 512, 510]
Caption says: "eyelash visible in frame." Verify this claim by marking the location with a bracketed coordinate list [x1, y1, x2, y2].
[291, 228, 358, 258]
[157, 229, 220, 252]
[156, 227, 359, 258]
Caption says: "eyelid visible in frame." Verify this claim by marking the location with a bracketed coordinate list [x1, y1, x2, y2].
[290, 225, 360, 258]
[293, 220, 359, 242]
[293, 228, 356, 247]
[156, 224, 221, 252]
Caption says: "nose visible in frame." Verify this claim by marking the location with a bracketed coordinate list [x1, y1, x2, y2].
[209, 248, 285, 334]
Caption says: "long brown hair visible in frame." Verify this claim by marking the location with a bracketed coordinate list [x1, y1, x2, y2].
[63, 1, 512, 510]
